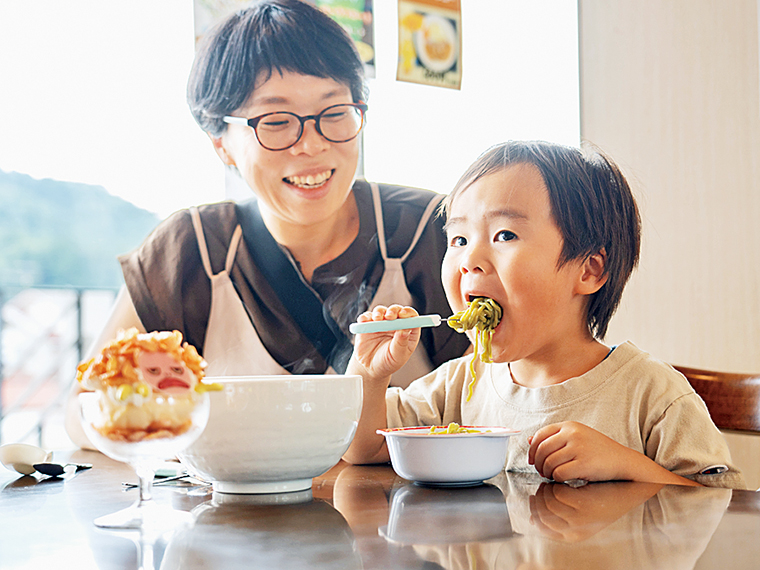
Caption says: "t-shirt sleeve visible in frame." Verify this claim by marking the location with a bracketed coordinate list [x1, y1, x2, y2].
[646, 392, 746, 489]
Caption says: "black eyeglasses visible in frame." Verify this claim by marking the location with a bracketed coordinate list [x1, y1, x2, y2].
[223, 102, 368, 151]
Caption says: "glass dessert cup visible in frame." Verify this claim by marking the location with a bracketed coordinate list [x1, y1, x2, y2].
[79, 391, 210, 531]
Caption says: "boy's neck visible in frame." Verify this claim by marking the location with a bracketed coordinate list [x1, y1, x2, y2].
[508, 339, 611, 388]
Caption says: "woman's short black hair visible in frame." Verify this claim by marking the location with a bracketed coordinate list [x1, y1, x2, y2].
[442, 140, 641, 340]
[187, 0, 368, 136]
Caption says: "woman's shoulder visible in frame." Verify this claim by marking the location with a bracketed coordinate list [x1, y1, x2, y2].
[121, 201, 239, 270]
[357, 178, 444, 210]
[145, 201, 238, 245]
[164, 201, 239, 234]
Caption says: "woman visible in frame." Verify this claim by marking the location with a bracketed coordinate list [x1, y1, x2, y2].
[66, 0, 468, 446]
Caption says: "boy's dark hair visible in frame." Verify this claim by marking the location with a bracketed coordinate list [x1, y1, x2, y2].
[442, 140, 641, 339]
[187, 0, 368, 136]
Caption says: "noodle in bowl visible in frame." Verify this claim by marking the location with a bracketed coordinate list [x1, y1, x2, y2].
[377, 424, 520, 486]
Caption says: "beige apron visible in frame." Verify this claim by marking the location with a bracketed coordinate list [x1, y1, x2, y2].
[367, 184, 439, 387]
[190, 183, 440, 387]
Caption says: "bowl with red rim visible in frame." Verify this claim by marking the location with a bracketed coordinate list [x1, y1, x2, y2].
[377, 425, 520, 487]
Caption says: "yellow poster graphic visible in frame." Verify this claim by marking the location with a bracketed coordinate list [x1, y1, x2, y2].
[397, 0, 462, 90]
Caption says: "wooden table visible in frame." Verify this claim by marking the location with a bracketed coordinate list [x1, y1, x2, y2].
[1, 449, 759, 569]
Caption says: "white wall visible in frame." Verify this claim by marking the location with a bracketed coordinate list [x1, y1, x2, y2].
[227, 1, 581, 204]
[578, 0, 760, 489]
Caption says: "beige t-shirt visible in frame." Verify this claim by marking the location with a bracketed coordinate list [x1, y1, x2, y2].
[386, 341, 745, 488]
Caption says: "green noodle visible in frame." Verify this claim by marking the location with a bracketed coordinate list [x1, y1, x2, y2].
[447, 297, 502, 401]
[427, 422, 489, 434]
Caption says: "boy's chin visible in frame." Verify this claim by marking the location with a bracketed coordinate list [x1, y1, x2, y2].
[486, 343, 511, 364]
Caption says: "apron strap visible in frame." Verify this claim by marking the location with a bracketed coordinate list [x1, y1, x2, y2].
[370, 183, 388, 259]
[225, 226, 243, 273]
[190, 207, 243, 277]
[370, 183, 444, 263]
[400, 194, 443, 263]
[190, 207, 214, 278]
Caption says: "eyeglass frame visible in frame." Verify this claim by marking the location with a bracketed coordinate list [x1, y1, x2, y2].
[222, 102, 368, 151]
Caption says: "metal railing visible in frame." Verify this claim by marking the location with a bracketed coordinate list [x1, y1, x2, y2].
[0, 286, 118, 446]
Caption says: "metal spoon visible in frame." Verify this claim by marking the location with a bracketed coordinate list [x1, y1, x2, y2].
[33, 462, 93, 477]
[121, 473, 209, 488]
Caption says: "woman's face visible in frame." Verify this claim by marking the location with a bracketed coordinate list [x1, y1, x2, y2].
[213, 72, 361, 229]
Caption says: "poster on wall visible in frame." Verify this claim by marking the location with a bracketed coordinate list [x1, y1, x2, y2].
[312, 1, 375, 78]
[192, 0, 375, 78]
[397, 0, 461, 90]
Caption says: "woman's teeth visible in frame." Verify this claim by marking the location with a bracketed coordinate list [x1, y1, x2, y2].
[285, 170, 333, 188]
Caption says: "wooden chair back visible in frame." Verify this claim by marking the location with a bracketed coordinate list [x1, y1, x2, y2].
[673, 365, 760, 433]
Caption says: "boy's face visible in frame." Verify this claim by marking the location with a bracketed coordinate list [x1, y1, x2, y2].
[442, 164, 595, 364]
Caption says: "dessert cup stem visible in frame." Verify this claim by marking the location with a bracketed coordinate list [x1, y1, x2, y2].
[136, 534, 156, 570]
[136, 462, 155, 505]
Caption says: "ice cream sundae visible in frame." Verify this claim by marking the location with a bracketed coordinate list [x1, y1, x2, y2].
[77, 328, 219, 442]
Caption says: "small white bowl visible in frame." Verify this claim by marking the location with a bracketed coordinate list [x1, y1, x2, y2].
[377, 426, 519, 486]
[178, 375, 362, 494]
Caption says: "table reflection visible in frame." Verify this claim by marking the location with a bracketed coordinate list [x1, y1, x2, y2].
[160, 490, 362, 570]
[379, 482, 512, 544]
[336, 468, 730, 570]
[0, 453, 756, 570]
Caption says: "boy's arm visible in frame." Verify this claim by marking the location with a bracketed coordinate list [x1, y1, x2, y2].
[342, 305, 420, 465]
[342, 355, 391, 464]
[528, 422, 702, 487]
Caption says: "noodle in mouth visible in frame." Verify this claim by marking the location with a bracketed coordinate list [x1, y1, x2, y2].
[447, 297, 502, 401]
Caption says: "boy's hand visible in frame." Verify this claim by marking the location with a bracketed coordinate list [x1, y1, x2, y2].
[343, 304, 419, 466]
[528, 421, 637, 483]
[527, 421, 701, 487]
[351, 305, 421, 380]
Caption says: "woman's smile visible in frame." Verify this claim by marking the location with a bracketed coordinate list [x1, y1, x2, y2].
[284, 169, 334, 189]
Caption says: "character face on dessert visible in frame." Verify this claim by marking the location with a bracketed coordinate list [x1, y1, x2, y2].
[138, 351, 199, 395]
[77, 328, 208, 398]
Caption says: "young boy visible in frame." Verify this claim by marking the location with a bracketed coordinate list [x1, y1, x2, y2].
[343, 140, 744, 489]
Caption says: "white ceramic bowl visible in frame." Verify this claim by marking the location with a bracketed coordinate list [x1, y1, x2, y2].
[177, 375, 362, 494]
[377, 426, 519, 486]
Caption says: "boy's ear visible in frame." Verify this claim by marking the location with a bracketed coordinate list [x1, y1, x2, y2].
[577, 248, 609, 295]
[208, 132, 236, 167]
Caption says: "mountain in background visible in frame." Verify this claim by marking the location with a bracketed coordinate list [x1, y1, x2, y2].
[0, 169, 161, 290]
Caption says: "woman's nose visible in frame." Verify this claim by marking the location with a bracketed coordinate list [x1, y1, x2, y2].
[290, 120, 330, 155]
